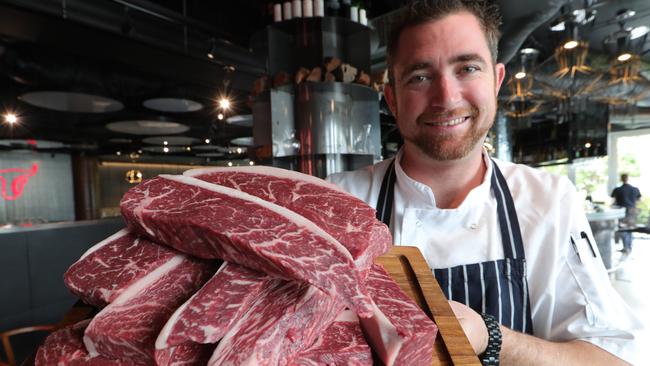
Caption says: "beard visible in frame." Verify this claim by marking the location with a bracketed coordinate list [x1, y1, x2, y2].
[403, 104, 494, 161]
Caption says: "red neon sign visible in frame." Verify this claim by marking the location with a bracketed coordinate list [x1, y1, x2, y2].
[0, 163, 39, 201]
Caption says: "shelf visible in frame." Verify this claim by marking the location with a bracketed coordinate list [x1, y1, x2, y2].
[267, 16, 371, 36]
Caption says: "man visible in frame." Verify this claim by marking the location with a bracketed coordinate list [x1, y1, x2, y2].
[327, 1, 643, 364]
[611, 174, 642, 254]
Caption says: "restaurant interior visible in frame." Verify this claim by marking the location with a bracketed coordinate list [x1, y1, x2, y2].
[1, 0, 649, 364]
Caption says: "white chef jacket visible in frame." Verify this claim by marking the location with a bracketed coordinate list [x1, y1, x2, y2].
[327, 149, 645, 364]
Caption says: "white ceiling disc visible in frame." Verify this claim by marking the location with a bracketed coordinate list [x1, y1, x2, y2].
[192, 144, 229, 152]
[106, 120, 189, 135]
[142, 136, 199, 146]
[230, 136, 255, 146]
[141, 146, 186, 153]
[18, 91, 124, 113]
[143, 98, 203, 112]
[226, 114, 253, 127]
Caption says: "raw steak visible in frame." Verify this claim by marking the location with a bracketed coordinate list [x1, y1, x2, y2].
[289, 310, 373, 366]
[153, 343, 214, 366]
[83, 254, 215, 363]
[184, 166, 392, 270]
[64, 229, 179, 307]
[157, 261, 268, 347]
[120, 174, 374, 317]
[361, 263, 438, 366]
[35, 320, 136, 366]
[154, 262, 269, 365]
[208, 280, 343, 366]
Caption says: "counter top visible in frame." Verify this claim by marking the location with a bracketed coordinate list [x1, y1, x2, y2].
[0, 217, 123, 234]
[586, 207, 626, 222]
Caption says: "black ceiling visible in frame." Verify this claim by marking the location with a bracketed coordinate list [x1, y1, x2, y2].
[0, 0, 649, 162]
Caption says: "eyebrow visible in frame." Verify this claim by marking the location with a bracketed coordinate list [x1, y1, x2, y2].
[451, 53, 488, 65]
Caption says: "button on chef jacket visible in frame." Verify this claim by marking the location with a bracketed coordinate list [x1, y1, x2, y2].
[326, 149, 645, 365]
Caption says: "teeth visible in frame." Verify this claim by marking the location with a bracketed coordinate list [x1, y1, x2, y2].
[427, 117, 466, 126]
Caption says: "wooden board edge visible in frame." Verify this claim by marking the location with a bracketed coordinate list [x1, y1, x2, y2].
[384, 246, 481, 366]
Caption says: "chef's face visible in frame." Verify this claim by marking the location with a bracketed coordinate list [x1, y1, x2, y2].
[385, 11, 505, 161]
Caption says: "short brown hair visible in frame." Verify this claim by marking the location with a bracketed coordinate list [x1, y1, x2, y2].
[386, 0, 502, 85]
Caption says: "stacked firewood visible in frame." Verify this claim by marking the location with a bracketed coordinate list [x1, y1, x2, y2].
[249, 57, 384, 106]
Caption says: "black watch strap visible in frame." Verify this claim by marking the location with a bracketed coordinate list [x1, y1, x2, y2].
[479, 313, 502, 365]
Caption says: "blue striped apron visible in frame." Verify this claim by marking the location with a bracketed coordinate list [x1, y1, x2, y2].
[375, 159, 533, 333]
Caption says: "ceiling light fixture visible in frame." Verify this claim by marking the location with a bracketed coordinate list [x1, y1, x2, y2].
[125, 169, 143, 184]
[205, 138, 211, 144]
[163, 147, 169, 153]
[514, 72, 527, 79]
[218, 99, 230, 110]
[563, 40, 578, 49]
[617, 53, 632, 62]
[206, 38, 217, 60]
[4, 113, 18, 125]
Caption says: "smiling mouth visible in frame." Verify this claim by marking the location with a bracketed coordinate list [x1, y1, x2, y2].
[423, 116, 469, 127]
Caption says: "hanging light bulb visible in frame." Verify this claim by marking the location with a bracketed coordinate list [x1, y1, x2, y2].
[617, 53, 632, 62]
[206, 38, 217, 60]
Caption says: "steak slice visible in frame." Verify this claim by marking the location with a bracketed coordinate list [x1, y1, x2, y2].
[154, 262, 269, 365]
[64, 229, 179, 308]
[208, 280, 343, 366]
[361, 263, 438, 366]
[83, 254, 215, 363]
[184, 166, 392, 270]
[35, 320, 136, 366]
[289, 310, 373, 366]
[153, 343, 214, 366]
[156, 261, 268, 348]
[120, 174, 374, 317]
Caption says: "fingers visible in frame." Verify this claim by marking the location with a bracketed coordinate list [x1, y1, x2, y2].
[448, 300, 489, 355]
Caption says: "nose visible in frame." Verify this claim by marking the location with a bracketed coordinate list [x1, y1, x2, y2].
[428, 74, 461, 108]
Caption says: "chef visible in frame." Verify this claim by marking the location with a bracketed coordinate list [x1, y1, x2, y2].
[327, 0, 644, 365]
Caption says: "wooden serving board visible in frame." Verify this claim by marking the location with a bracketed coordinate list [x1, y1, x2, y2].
[376, 246, 480, 366]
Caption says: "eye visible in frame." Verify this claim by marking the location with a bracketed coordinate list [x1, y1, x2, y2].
[407, 75, 430, 84]
[461, 65, 480, 74]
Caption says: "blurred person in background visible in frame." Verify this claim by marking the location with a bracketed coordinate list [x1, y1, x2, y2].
[612, 173, 642, 254]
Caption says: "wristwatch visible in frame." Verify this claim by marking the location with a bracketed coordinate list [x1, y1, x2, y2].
[479, 313, 502, 365]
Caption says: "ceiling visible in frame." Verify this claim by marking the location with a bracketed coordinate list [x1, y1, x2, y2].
[0, 0, 649, 163]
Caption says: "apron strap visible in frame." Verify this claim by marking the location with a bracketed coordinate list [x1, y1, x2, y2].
[490, 160, 525, 260]
[375, 159, 396, 227]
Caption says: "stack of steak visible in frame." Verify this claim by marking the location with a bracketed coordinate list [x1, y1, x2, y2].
[37, 166, 437, 365]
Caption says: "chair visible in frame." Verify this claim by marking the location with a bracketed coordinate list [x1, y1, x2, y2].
[0, 325, 56, 366]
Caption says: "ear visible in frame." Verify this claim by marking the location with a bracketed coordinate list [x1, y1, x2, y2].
[384, 83, 398, 119]
[494, 62, 506, 95]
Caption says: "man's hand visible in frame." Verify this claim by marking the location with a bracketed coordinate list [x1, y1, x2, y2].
[448, 300, 488, 355]
[448, 300, 630, 365]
